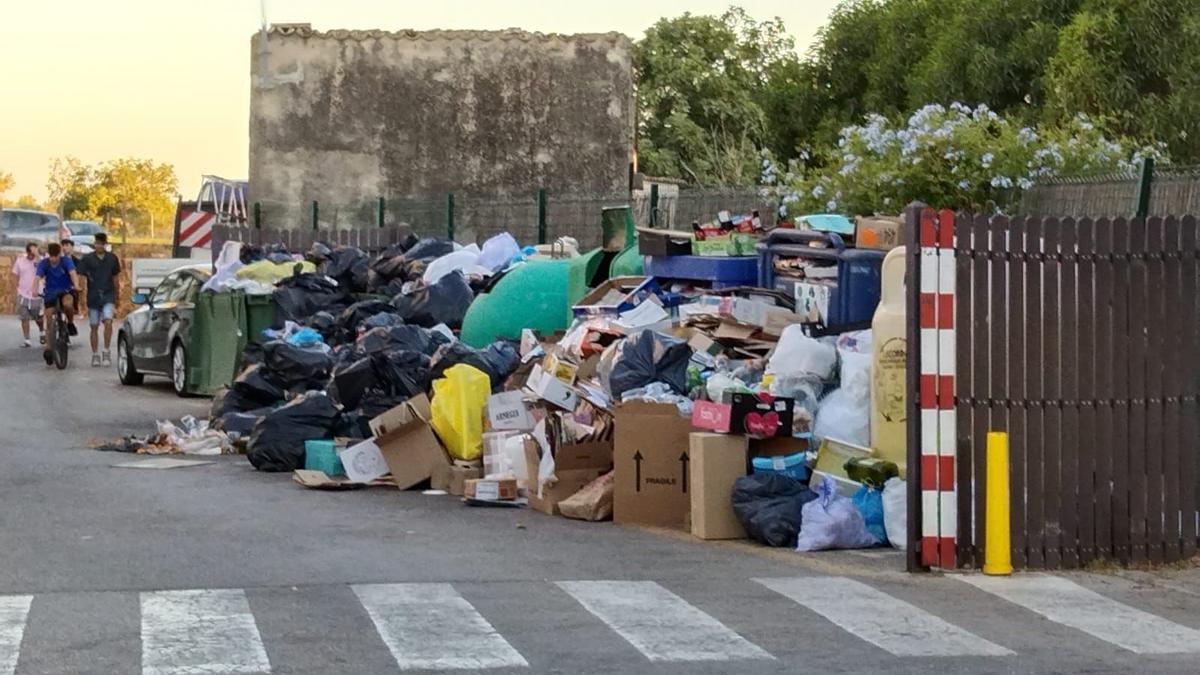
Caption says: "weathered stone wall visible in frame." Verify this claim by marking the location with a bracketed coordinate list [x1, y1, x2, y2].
[249, 26, 635, 233]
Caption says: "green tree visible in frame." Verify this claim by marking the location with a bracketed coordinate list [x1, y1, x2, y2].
[45, 157, 178, 236]
[14, 194, 44, 210]
[635, 7, 799, 185]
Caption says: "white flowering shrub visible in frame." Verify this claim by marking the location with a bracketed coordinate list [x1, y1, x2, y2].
[764, 103, 1166, 216]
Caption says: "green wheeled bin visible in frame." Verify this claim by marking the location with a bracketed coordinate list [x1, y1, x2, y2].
[187, 291, 250, 395]
[243, 292, 278, 346]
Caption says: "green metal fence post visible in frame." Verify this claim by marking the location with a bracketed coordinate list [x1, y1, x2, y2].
[311, 200, 319, 231]
[377, 196, 385, 228]
[1135, 157, 1155, 218]
[253, 202, 261, 229]
[447, 193, 455, 241]
[649, 183, 660, 227]
[537, 188, 547, 245]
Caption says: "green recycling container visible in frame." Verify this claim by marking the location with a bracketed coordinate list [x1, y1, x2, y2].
[244, 293, 278, 346]
[187, 291, 249, 395]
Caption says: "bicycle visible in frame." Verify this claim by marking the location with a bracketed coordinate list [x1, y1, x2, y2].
[43, 293, 71, 370]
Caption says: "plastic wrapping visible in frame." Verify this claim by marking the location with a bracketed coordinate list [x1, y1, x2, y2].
[852, 485, 887, 544]
[430, 364, 490, 461]
[731, 474, 818, 547]
[766, 324, 837, 380]
[607, 329, 691, 399]
[247, 392, 340, 472]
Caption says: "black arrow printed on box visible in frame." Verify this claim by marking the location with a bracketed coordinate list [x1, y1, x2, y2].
[679, 451, 689, 494]
[633, 451, 643, 493]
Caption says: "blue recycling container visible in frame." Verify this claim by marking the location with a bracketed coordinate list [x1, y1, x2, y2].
[643, 254, 759, 289]
[755, 230, 886, 329]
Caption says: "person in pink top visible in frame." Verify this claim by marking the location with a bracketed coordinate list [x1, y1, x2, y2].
[11, 242, 45, 347]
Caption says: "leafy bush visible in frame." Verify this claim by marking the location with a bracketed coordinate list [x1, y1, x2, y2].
[766, 103, 1164, 216]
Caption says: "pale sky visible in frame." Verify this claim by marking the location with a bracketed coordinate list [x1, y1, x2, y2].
[0, 0, 839, 202]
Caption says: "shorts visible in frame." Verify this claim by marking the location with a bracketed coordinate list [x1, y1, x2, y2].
[89, 303, 115, 326]
[17, 297, 43, 322]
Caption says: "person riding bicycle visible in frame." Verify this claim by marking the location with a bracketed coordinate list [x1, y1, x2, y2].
[35, 242, 81, 365]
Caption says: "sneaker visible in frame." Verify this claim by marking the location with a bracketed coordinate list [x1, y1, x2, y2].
[39, 334, 46, 345]
[92, 353, 101, 367]
[21, 339, 31, 348]
[102, 352, 112, 367]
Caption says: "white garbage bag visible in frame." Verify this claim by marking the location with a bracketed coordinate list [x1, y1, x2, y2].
[767, 325, 837, 380]
[882, 477, 907, 551]
[795, 476, 878, 552]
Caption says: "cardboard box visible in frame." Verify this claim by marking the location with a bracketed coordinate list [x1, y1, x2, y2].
[613, 401, 696, 528]
[339, 439, 389, 483]
[728, 392, 795, 438]
[487, 391, 534, 431]
[369, 394, 452, 490]
[524, 439, 613, 516]
[464, 478, 518, 501]
[689, 433, 750, 540]
[572, 276, 659, 318]
[527, 365, 580, 411]
[855, 215, 905, 251]
[750, 436, 809, 458]
[432, 463, 483, 496]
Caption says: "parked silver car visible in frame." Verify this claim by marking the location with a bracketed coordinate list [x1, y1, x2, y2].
[64, 220, 103, 250]
[0, 208, 69, 249]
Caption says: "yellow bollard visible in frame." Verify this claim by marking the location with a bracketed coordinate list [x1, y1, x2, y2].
[984, 432, 1013, 576]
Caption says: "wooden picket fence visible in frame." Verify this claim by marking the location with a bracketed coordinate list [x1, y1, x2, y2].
[210, 224, 413, 256]
[907, 206, 1200, 570]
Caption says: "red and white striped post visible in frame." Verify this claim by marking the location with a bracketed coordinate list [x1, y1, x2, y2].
[918, 208, 957, 568]
[936, 209, 957, 568]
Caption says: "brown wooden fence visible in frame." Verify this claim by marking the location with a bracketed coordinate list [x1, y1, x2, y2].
[907, 207, 1200, 570]
[210, 224, 413, 256]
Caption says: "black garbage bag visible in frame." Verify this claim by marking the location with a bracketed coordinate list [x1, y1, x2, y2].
[248, 391, 339, 472]
[307, 242, 334, 264]
[333, 410, 372, 440]
[608, 329, 691, 399]
[263, 340, 334, 390]
[239, 244, 264, 264]
[329, 357, 378, 409]
[232, 364, 288, 407]
[373, 350, 431, 399]
[212, 386, 264, 417]
[307, 311, 338, 343]
[264, 243, 293, 265]
[430, 340, 518, 391]
[273, 273, 353, 325]
[325, 247, 370, 293]
[362, 311, 405, 331]
[241, 341, 267, 367]
[731, 474, 819, 547]
[355, 325, 441, 358]
[357, 389, 412, 419]
[336, 300, 395, 343]
[218, 408, 273, 435]
[391, 271, 473, 329]
[403, 237, 456, 262]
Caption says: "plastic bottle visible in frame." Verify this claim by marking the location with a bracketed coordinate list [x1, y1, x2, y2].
[871, 246, 907, 476]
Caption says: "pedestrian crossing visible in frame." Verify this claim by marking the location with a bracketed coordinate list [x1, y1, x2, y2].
[0, 575, 1196, 674]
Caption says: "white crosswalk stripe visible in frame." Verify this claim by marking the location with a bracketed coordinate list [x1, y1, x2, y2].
[141, 589, 272, 675]
[958, 574, 1200, 654]
[353, 583, 528, 670]
[556, 580, 773, 663]
[757, 577, 1013, 657]
[0, 596, 32, 675]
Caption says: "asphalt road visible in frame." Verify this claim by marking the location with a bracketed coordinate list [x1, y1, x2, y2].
[0, 317, 1197, 675]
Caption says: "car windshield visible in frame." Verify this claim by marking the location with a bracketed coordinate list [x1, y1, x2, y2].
[67, 221, 102, 235]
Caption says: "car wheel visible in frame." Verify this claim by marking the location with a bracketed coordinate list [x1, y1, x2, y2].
[118, 334, 144, 385]
[171, 341, 189, 397]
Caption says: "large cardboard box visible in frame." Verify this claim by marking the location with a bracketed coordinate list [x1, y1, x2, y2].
[855, 215, 906, 251]
[613, 401, 696, 528]
[369, 395, 452, 490]
[524, 439, 613, 516]
[689, 433, 750, 540]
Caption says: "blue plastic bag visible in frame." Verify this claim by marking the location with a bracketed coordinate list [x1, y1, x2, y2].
[852, 485, 887, 545]
[795, 476, 879, 551]
[287, 327, 325, 348]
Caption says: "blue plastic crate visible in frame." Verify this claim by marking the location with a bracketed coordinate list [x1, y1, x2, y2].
[304, 439, 345, 477]
[751, 452, 809, 482]
[755, 230, 885, 328]
[643, 254, 759, 289]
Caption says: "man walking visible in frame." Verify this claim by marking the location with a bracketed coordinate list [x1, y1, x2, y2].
[10, 242, 44, 347]
[77, 232, 121, 367]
